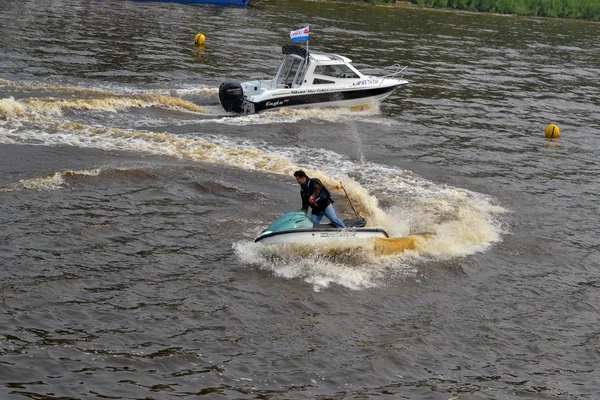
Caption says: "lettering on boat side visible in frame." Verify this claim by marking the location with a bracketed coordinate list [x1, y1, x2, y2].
[265, 100, 289, 107]
[354, 79, 379, 86]
[290, 88, 331, 94]
[319, 232, 358, 238]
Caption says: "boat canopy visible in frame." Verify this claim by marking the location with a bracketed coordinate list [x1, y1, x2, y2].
[281, 45, 351, 64]
[282, 45, 309, 59]
[274, 45, 361, 88]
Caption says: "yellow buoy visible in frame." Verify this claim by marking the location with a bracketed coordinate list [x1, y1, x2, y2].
[545, 124, 560, 139]
[194, 33, 206, 45]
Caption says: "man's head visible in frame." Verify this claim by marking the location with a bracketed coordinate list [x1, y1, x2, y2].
[294, 170, 307, 185]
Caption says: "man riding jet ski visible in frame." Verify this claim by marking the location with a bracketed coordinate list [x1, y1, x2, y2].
[294, 170, 346, 228]
[254, 172, 389, 244]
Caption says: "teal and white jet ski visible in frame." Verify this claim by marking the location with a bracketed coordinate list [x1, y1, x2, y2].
[254, 211, 389, 244]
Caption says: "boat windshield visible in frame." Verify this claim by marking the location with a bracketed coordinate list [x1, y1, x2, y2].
[274, 55, 305, 88]
[314, 64, 359, 79]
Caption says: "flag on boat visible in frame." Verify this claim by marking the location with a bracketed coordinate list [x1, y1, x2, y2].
[290, 26, 310, 43]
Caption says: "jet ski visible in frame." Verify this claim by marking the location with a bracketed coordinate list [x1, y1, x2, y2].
[254, 211, 389, 244]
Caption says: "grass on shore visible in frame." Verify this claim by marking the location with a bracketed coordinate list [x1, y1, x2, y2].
[363, 0, 600, 21]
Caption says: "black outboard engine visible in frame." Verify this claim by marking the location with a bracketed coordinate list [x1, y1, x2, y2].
[219, 82, 244, 114]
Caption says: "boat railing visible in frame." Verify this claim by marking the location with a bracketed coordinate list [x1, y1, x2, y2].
[252, 79, 279, 90]
[379, 64, 407, 86]
[263, 79, 294, 90]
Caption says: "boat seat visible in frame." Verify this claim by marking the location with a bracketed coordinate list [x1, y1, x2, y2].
[312, 218, 366, 230]
[313, 223, 337, 229]
[343, 218, 366, 228]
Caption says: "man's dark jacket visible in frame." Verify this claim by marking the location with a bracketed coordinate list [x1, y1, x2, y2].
[300, 177, 333, 214]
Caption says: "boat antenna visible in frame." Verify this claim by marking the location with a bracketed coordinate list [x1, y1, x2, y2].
[340, 182, 360, 219]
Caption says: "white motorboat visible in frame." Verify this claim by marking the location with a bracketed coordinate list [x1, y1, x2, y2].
[219, 45, 408, 114]
[254, 211, 389, 244]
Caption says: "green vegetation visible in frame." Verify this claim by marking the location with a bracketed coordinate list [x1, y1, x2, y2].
[363, 0, 600, 21]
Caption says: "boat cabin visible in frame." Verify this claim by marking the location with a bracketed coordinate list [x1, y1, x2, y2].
[272, 45, 363, 89]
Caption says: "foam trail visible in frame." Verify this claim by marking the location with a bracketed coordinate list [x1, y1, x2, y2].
[194, 102, 389, 123]
[0, 101, 506, 289]
[199, 135, 506, 261]
[0, 78, 114, 96]
[21, 95, 205, 115]
[0, 97, 28, 119]
[1, 79, 207, 114]
[233, 239, 418, 291]
[0, 168, 102, 192]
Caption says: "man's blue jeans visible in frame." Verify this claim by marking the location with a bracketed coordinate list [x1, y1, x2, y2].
[311, 204, 346, 228]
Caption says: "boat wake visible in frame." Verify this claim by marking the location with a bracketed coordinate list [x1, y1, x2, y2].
[196, 102, 388, 125]
[0, 79, 394, 127]
[1, 80, 507, 290]
[233, 237, 423, 291]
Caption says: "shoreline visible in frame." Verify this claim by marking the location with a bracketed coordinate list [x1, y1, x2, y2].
[305, 0, 600, 23]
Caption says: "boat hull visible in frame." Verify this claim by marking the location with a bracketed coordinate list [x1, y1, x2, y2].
[246, 83, 404, 114]
[254, 228, 389, 244]
[219, 81, 406, 114]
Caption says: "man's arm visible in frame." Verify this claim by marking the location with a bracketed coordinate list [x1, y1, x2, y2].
[309, 179, 324, 199]
[301, 190, 309, 213]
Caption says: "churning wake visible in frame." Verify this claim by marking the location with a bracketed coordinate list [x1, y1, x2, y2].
[0, 80, 507, 290]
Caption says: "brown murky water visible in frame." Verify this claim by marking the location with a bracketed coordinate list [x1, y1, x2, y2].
[1, 0, 599, 398]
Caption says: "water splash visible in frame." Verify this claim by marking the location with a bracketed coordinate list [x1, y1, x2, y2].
[233, 238, 421, 291]
[2, 168, 102, 191]
[0, 88, 507, 289]
[0, 79, 206, 115]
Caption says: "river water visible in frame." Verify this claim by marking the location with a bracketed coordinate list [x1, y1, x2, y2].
[1, 0, 599, 398]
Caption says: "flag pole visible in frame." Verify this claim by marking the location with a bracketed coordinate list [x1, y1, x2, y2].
[306, 25, 309, 59]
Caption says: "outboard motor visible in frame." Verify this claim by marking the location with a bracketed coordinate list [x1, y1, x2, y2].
[219, 82, 244, 114]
